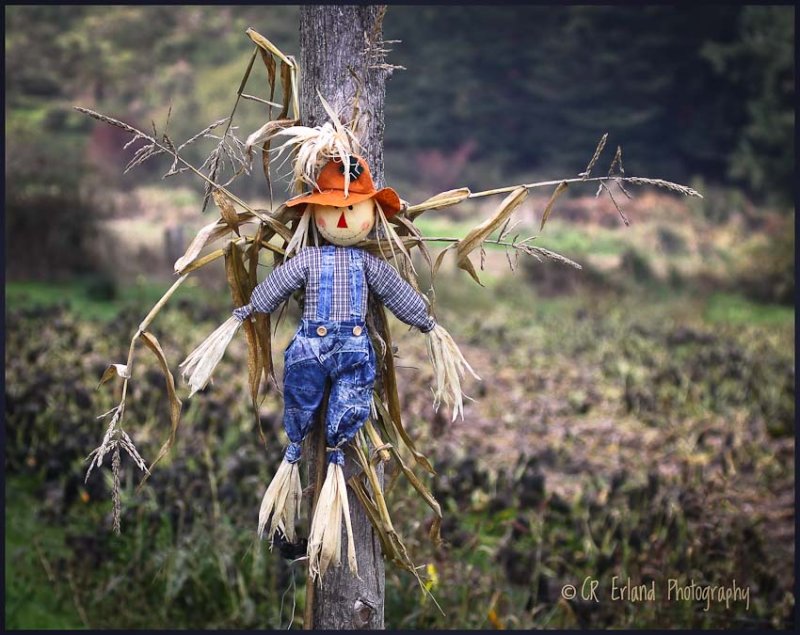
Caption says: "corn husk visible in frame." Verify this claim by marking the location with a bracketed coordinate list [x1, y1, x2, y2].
[307, 462, 358, 584]
[425, 324, 481, 421]
[179, 316, 242, 396]
[283, 207, 312, 258]
[257, 458, 303, 543]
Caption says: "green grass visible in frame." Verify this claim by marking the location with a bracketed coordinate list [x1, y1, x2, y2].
[704, 291, 794, 326]
[5, 476, 84, 629]
[535, 221, 628, 257]
[413, 215, 628, 258]
[6, 278, 217, 322]
[5, 271, 794, 628]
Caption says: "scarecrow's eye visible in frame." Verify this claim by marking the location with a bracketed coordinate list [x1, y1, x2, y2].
[348, 205, 353, 210]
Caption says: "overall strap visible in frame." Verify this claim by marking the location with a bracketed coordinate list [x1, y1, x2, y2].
[316, 246, 336, 321]
[347, 248, 365, 320]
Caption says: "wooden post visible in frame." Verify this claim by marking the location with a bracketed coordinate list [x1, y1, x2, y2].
[299, 5, 390, 630]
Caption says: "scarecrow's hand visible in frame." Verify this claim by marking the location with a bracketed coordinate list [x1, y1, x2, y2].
[425, 323, 481, 421]
[232, 304, 253, 321]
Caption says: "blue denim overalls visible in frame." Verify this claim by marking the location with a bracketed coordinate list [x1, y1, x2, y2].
[282, 246, 377, 467]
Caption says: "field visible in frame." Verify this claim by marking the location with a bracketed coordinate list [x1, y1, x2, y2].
[4, 189, 795, 629]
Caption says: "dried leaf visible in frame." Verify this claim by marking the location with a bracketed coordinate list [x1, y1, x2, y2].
[253, 313, 274, 391]
[406, 188, 471, 219]
[391, 214, 434, 275]
[226, 244, 262, 415]
[137, 331, 182, 488]
[373, 395, 435, 475]
[540, 181, 569, 231]
[246, 27, 293, 68]
[174, 211, 257, 273]
[458, 254, 484, 287]
[374, 305, 435, 474]
[347, 476, 394, 556]
[259, 47, 277, 110]
[97, 364, 130, 389]
[387, 443, 442, 545]
[432, 243, 458, 278]
[278, 61, 292, 120]
[212, 189, 241, 236]
[456, 186, 527, 281]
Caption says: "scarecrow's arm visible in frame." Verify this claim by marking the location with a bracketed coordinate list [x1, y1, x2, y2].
[363, 252, 435, 333]
[233, 250, 309, 320]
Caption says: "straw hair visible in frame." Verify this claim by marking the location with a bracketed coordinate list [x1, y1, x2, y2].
[179, 316, 243, 396]
[248, 92, 361, 197]
[284, 206, 314, 258]
[307, 462, 358, 584]
[257, 458, 303, 544]
[374, 200, 416, 276]
[425, 324, 481, 421]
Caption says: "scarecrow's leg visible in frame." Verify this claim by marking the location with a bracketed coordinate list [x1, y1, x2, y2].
[258, 341, 327, 544]
[324, 377, 376, 463]
[307, 345, 377, 581]
[282, 353, 329, 457]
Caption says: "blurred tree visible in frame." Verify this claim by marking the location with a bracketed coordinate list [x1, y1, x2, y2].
[384, 6, 746, 187]
[702, 6, 795, 208]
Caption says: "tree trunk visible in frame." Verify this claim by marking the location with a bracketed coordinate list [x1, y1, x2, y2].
[299, 5, 389, 630]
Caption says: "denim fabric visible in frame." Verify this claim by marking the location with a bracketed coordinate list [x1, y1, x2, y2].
[281, 246, 376, 466]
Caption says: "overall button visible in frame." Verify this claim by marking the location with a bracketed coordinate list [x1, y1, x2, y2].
[352, 325, 363, 336]
[316, 326, 328, 337]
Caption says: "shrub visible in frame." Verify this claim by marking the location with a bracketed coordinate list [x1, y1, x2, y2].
[6, 111, 105, 280]
[732, 222, 794, 305]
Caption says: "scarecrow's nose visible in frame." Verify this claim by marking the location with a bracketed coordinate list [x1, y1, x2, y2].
[337, 211, 348, 229]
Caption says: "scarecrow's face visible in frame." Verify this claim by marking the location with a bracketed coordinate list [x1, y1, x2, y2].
[312, 199, 376, 246]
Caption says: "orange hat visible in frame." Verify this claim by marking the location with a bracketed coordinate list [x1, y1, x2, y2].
[286, 155, 402, 217]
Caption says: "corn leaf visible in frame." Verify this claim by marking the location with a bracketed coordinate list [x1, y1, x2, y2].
[225, 244, 262, 414]
[456, 186, 527, 267]
[458, 254, 484, 286]
[540, 181, 568, 231]
[245, 28, 293, 67]
[212, 189, 241, 236]
[387, 443, 443, 546]
[392, 214, 434, 275]
[174, 212, 256, 273]
[432, 243, 458, 278]
[278, 61, 292, 120]
[347, 476, 393, 557]
[374, 305, 435, 474]
[373, 394, 435, 475]
[137, 331, 182, 487]
[259, 46, 277, 111]
[97, 363, 130, 389]
[406, 188, 471, 220]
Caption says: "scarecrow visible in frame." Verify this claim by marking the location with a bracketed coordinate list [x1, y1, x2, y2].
[179, 113, 477, 582]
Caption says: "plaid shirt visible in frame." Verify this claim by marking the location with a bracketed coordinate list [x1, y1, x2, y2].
[234, 246, 436, 332]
